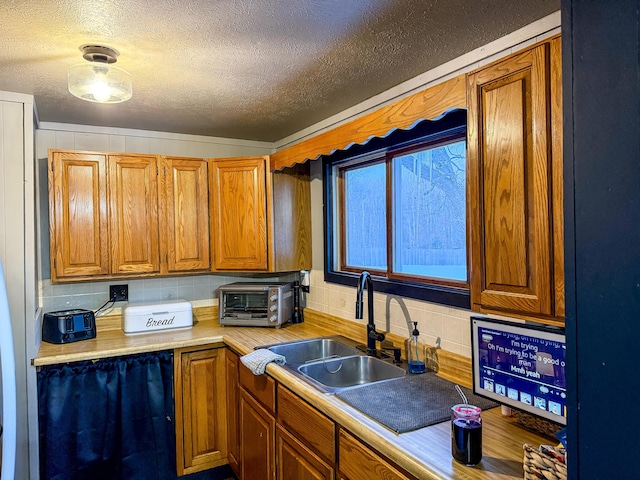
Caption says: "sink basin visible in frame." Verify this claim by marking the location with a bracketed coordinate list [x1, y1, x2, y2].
[265, 337, 360, 366]
[298, 355, 406, 393]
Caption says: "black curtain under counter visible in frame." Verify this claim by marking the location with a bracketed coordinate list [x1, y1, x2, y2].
[37, 351, 176, 480]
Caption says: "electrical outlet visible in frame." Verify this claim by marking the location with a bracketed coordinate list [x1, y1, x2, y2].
[109, 284, 129, 302]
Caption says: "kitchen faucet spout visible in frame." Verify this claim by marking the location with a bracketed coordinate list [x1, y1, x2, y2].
[355, 271, 385, 356]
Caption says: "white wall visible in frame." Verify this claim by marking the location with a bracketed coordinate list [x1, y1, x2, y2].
[35, 123, 295, 314]
[295, 14, 561, 358]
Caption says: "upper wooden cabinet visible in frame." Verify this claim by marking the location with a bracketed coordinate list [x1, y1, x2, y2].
[108, 154, 160, 275]
[161, 157, 210, 273]
[48, 150, 211, 281]
[209, 156, 311, 272]
[49, 151, 109, 279]
[467, 36, 564, 323]
[210, 156, 269, 270]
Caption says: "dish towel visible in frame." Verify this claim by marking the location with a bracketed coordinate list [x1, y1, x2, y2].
[240, 349, 286, 375]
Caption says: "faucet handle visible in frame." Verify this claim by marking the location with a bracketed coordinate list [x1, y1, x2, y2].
[379, 339, 394, 349]
[369, 330, 386, 342]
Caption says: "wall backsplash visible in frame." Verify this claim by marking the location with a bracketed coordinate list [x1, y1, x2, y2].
[40, 272, 298, 315]
[304, 268, 473, 358]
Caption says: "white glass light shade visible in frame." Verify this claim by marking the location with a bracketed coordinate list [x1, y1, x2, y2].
[68, 62, 132, 103]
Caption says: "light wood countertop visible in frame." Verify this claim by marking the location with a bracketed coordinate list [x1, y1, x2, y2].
[34, 306, 553, 480]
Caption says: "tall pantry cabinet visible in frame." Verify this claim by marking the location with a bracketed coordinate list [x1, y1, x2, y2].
[467, 35, 564, 324]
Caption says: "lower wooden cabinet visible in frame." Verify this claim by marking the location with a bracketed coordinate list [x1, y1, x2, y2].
[277, 385, 335, 464]
[225, 349, 240, 476]
[174, 345, 228, 476]
[233, 363, 414, 480]
[338, 429, 414, 480]
[240, 388, 276, 480]
[276, 425, 334, 480]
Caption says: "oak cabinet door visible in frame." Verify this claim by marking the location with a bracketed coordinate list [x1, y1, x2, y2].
[276, 425, 333, 480]
[240, 388, 275, 480]
[277, 386, 335, 464]
[49, 151, 109, 280]
[225, 349, 240, 476]
[467, 38, 563, 322]
[161, 157, 210, 273]
[210, 156, 269, 271]
[174, 346, 228, 476]
[108, 154, 160, 274]
[338, 430, 411, 480]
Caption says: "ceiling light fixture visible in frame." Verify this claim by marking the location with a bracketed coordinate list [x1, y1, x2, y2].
[68, 44, 132, 104]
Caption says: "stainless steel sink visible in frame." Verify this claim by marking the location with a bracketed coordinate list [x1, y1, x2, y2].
[265, 336, 360, 366]
[259, 335, 406, 394]
[297, 355, 406, 393]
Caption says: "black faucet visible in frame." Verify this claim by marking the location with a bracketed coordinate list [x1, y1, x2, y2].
[355, 271, 386, 356]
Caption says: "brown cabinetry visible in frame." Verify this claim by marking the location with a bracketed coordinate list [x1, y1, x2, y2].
[210, 156, 269, 270]
[277, 385, 335, 464]
[236, 364, 336, 480]
[235, 365, 423, 480]
[174, 345, 228, 476]
[49, 149, 310, 280]
[48, 149, 211, 281]
[467, 36, 564, 323]
[108, 154, 160, 275]
[240, 390, 276, 480]
[225, 349, 240, 476]
[338, 430, 413, 480]
[209, 156, 311, 272]
[276, 425, 333, 480]
[161, 156, 210, 273]
[239, 362, 276, 480]
[49, 150, 109, 279]
[276, 386, 335, 480]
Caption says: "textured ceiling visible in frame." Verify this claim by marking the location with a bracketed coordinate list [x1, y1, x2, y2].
[0, 0, 559, 142]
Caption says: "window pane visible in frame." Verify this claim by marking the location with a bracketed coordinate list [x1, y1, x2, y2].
[343, 162, 387, 270]
[392, 140, 466, 281]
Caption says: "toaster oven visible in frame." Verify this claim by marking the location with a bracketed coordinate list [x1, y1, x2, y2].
[218, 282, 293, 328]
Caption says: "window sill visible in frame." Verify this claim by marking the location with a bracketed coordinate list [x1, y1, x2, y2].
[323, 270, 470, 309]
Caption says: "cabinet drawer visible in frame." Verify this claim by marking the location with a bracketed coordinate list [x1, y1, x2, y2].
[239, 361, 276, 413]
[276, 425, 334, 480]
[338, 430, 413, 480]
[277, 385, 336, 463]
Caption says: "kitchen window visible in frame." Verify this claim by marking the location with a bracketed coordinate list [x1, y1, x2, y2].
[323, 117, 469, 308]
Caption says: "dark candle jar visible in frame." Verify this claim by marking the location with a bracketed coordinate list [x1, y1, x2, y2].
[451, 404, 482, 466]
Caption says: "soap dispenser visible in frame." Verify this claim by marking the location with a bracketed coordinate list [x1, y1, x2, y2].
[408, 322, 426, 374]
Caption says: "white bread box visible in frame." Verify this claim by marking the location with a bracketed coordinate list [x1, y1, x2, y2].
[122, 300, 193, 335]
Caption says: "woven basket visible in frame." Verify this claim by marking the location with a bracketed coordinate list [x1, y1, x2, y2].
[523, 443, 567, 480]
[513, 410, 561, 440]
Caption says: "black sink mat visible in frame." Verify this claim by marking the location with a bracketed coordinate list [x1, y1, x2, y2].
[335, 371, 498, 434]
